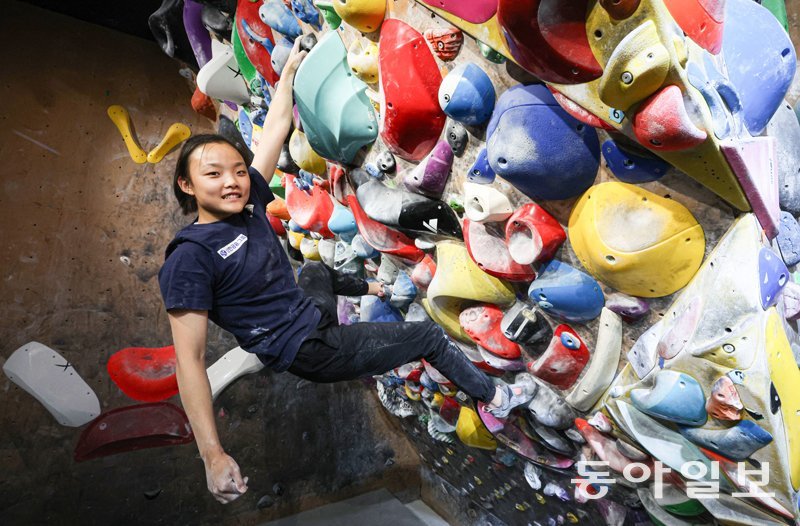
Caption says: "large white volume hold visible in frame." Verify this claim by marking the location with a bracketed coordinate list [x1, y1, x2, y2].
[207, 346, 265, 400]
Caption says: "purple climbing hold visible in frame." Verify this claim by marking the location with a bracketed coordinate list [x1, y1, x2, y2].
[758, 247, 789, 309]
[605, 292, 650, 322]
[403, 140, 454, 199]
[183, 0, 212, 67]
[777, 211, 800, 266]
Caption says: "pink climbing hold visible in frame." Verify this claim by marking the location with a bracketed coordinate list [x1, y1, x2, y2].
[633, 85, 708, 151]
[418, 0, 497, 24]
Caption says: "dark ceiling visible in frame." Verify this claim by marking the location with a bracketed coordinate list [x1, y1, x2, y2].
[20, 0, 163, 41]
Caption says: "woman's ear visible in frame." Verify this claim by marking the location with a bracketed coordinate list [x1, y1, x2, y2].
[177, 176, 194, 196]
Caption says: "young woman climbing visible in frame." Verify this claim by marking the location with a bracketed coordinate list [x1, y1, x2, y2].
[159, 40, 531, 504]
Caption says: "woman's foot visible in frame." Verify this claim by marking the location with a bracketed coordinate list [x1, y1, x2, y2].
[484, 373, 538, 419]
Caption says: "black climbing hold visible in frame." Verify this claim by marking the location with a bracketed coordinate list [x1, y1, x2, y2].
[299, 33, 318, 53]
[272, 483, 285, 496]
[257, 494, 275, 509]
[446, 121, 468, 157]
[376, 151, 397, 174]
[770, 382, 781, 414]
[277, 143, 301, 175]
[144, 489, 162, 500]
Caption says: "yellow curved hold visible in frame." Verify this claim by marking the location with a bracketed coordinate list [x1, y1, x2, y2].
[147, 123, 192, 164]
[568, 182, 705, 297]
[455, 406, 497, 450]
[425, 241, 515, 342]
[289, 128, 327, 175]
[333, 0, 386, 33]
[597, 21, 670, 112]
[347, 40, 379, 84]
[107, 105, 147, 164]
[288, 230, 305, 250]
[765, 309, 800, 489]
[300, 237, 321, 261]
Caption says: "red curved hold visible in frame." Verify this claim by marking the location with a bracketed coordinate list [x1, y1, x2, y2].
[379, 19, 446, 161]
[463, 219, 537, 282]
[549, 87, 614, 131]
[411, 254, 437, 289]
[663, 0, 725, 54]
[267, 212, 286, 236]
[505, 203, 566, 265]
[236, 0, 280, 85]
[285, 176, 334, 237]
[460, 304, 522, 360]
[74, 402, 194, 462]
[633, 85, 708, 151]
[418, 0, 497, 24]
[599, 0, 641, 20]
[328, 164, 348, 205]
[107, 346, 178, 402]
[528, 324, 589, 390]
[497, 0, 603, 85]
[347, 194, 424, 263]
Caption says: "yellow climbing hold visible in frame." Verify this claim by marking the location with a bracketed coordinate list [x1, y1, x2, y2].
[568, 182, 705, 297]
[289, 128, 327, 175]
[425, 241, 515, 342]
[288, 230, 305, 250]
[347, 40, 379, 84]
[147, 123, 191, 164]
[765, 309, 800, 489]
[455, 406, 497, 450]
[333, 0, 386, 33]
[597, 21, 670, 112]
[107, 105, 147, 164]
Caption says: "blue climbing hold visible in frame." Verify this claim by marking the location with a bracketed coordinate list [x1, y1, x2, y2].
[758, 247, 789, 309]
[351, 233, 380, 259]
[601, 139, 669, 183]
[287, 219, 309, 233]
[270, 37, 293, 76]
[259, 0, 302, 39]
[466, 148, 496, 184]
[679, 420, 773, 461]
[527, 259, 604, 323]
[238, 108, 254, 149]
[328, 204, 358, 241]
[438, 63, 496, 126]
[361, 294, 404, 323]
[486, 84, 600, 201]
[777, 212, 800, 266]
[721, 0, 796, 135]
[290, 0, 322, 29]
[631, 370, 707, 426]
[390, 271, 418, 310]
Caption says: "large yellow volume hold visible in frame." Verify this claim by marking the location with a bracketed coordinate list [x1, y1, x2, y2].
[147, 123, 192, 164]
[107, 105, 147, 164]
[568, 182, 705, 297]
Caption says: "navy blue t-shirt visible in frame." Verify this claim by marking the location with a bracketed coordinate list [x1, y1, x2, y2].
[158, 167, 320, 371]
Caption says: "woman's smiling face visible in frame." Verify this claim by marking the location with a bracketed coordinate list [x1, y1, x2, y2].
[179, 141, 251, 224]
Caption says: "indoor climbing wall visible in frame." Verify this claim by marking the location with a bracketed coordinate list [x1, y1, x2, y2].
[4, 0, 800, 524]
[143, 0, 800, 523]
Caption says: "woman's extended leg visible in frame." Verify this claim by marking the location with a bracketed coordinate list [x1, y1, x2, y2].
[288, 319, 496, 403]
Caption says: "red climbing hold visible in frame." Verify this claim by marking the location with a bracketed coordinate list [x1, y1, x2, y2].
[107, 345, 178, 402]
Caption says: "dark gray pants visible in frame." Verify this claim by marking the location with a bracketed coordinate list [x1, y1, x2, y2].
[288, 262, 496, 403]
